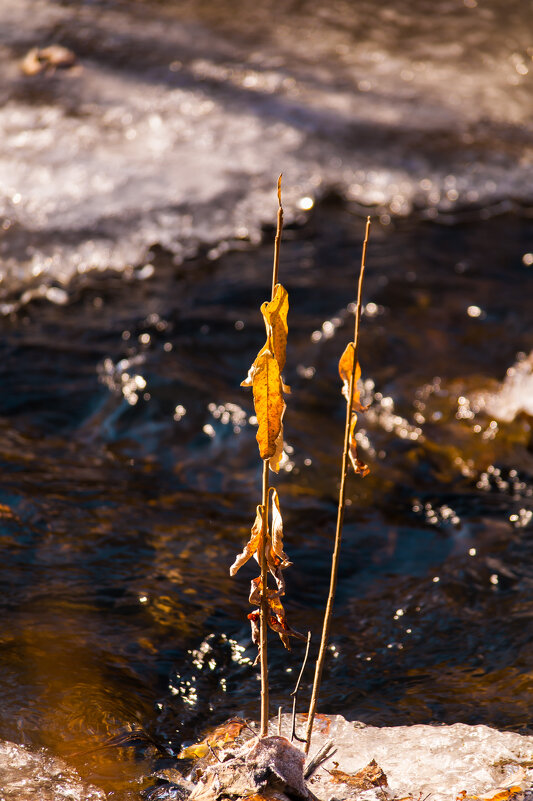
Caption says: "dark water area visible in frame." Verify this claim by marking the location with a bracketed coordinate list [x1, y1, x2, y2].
[0, 0, 533, 799]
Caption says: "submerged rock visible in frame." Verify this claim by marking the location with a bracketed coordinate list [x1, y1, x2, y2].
[0, 739, 105, 801]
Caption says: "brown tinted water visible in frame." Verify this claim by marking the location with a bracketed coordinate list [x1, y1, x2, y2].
[0, 203, 532, 798]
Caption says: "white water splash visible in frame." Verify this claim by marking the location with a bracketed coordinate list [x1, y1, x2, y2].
[0, 740, 105, 801]
[474, 352, 533, 423]
[0, 0, 532, 298]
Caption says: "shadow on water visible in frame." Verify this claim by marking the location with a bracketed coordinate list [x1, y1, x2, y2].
[0, 200, 532, 796]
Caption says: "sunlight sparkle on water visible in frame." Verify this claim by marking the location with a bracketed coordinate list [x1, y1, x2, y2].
[173, 405, 186, 421]
[467, 305, 483, 318]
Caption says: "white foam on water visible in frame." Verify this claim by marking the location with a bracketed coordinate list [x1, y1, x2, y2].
[473, 352, 533, 423]
[0, 0, 532, 296]
[0, 740, 105, 801]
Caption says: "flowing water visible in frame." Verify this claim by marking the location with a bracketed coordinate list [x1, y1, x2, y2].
[0, 0, 532, 797]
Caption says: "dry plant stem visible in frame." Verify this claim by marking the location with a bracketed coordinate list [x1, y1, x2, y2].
[304, 740, 337, 780]
[259, 174, 284, 737]
[291, 630, 312, 743]
[260, 459, 270, 737]
[304, 217, 371, 755]
[271, 174, 283, 298]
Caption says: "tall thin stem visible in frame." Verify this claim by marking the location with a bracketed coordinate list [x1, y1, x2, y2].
[272, 174, 283, 298]
[260, 460, 270, 737]
[304, 216, 371, 754]
[260, 174, 284, 737]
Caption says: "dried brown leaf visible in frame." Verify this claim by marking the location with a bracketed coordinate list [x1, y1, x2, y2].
[248, 610, 260, 647]
[458, 788, 525, 801]
[230, 506, 264, 576]
[270, 489, 291, 569]
[248, 583, 305, 651]
[252, 350, 285, 460]
[348, 414, 370, 477]
[329, 759, 388, 790]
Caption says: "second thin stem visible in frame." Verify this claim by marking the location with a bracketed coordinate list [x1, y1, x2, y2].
[304, 217, 371, 754]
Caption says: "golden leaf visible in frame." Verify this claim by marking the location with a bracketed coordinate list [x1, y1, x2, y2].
[252, 350, 285, 460]
[178, 718, 248, 759]
[229, 506, 264, 576]
[261, 283, 289, 374]
[338, 342, 366, 411]
[241, 283, 290, 394]
[269, 422, 284, 474]
[348, 413, 370, 477]
[178, 741, 210, 759]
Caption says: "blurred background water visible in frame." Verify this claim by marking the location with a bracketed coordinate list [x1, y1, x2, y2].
[0, 0, 532, 798]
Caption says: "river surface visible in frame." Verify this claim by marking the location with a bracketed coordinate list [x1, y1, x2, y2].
[0, 0, 532, 798]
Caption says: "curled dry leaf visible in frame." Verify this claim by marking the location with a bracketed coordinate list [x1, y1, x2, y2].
[348, 414, 370, 477]
[328, 759, 388, 790]
[248, 580, 305, 651]
[229, 505, 264, 576]
[248, 610, 261, 648]
[252, 350, 285, 460]
[338, 342, 367, 412]
[338, 341, 370, 476]
[269, 489, 291, 570]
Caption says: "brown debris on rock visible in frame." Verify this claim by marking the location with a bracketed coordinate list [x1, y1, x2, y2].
[328, 759, 388, 791]
[188, 736, 317, 801]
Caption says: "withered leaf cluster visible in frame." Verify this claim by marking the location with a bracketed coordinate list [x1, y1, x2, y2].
[241, 283, 290, 472]
[231, 489, 304, 653]
[234, 281, 303, 655]
[338, 342, 370, 477]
